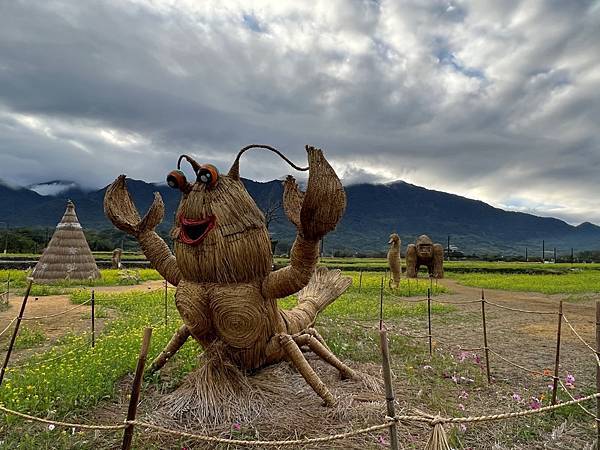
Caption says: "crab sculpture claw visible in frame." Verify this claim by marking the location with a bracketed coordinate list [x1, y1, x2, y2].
[283, 146, 346, 241]
[104, 175, 165, 237]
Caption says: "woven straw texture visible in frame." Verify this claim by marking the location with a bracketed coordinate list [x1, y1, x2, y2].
[32, 201, 100, 283]
[406, 234, 444, 279]
[387, 233, 401, 288]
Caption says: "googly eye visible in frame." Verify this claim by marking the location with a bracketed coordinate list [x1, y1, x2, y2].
[166, 170, 190, 192]
[197, 164, 219, 188]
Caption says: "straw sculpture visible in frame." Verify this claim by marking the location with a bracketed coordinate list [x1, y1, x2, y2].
[104, 145, 357, 407]
[111, 248, 123, 269]
[387, 233, 402, 289]
[32, 200, 101, 283]
[406, 234, 444, 279]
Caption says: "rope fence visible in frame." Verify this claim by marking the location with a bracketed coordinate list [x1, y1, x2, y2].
[483, 300, 558, 315]
[0, 391, 599, 447]
[20, 297, 92, 321]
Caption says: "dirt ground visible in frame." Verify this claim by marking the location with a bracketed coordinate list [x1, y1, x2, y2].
[3, 278, 599, 449]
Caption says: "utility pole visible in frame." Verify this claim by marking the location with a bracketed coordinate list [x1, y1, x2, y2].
[553, 247, 557, 263]
[571, 248, 574, 266]
[542, 240, 545, 263]
[525, 247, 528, 262]
[447, 235, 451, 262]
[0, 222, 8, 255]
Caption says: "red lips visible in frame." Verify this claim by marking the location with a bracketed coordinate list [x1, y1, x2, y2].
[179, 215, 216, 245]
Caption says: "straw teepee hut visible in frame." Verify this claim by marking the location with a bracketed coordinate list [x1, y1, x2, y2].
[32, 200, 101, 283]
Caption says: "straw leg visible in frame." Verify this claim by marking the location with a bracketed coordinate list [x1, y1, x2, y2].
[305, 327, 331, 352]
[280, 333, 335, 406]
[147, 325, 190, 373]
[293, 333, 357, 380]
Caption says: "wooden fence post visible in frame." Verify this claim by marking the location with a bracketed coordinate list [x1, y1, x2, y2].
[551, 300, 563, 405]
[164, 279, 168, 327]
[359, 270, 363, 292]
[379, 325, 399, 450]
[0, 279, 33, 386]
[595, 301, 600, 446]
[121, 327, 153, 450]
[481, 290, 492, 384]
[91, 290, 95, 348]
[427, 288, 433, 357]
[379, 277, 384, 330]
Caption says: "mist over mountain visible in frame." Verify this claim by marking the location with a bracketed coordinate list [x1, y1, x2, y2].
[1, 177, 599, 257]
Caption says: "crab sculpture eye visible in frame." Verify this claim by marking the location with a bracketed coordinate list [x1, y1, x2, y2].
[197, 164, 219, 188]
[167, 170, 188, 191]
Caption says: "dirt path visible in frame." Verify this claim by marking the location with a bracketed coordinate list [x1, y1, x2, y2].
[420, 278, 599, 387]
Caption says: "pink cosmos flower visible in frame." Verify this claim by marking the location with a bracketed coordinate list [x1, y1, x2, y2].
[530, 397, 542, 410]
[512, 393, 521, 402]
[232, 423, 241, 431]
[565, 373, 575, 388]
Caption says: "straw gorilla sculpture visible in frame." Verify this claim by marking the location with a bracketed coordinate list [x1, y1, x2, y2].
[387, 233, 401, 289]
[406, 234, 444, 279]
[104, 145, 357, 406]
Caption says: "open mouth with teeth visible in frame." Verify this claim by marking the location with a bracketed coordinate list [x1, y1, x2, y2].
[179, 216, 216, 245]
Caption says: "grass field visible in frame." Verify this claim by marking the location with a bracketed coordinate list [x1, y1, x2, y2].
[448, 270, 600, 294]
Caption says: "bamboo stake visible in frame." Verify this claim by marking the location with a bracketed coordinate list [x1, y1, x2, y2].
[427, 288, 433, 357]
[379, 326, 399, 450]
[551, 300, 563, 405]
[121, 327, 153, 450]
[379, 277, 384, 330]
[164, 279, 168, 327]
[358, 270, 363, 292]
[0, 279, 33, 386]
[91, 290, 95, 348]
[596, 301, 600, 445]
[481, 290, 491, 384]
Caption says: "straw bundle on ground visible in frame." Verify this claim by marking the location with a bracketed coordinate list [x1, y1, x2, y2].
[387, 233, 401, 289]
[104, 145, 364, 408]
[32, 200, 100, 283]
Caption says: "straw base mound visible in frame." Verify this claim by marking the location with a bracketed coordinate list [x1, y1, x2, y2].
[151, 349, 382, 432]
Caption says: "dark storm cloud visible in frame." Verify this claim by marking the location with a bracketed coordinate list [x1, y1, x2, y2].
[0, 0, 599, 223]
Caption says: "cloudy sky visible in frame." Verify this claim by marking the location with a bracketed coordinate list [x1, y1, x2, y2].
[1, 1, 599, 224]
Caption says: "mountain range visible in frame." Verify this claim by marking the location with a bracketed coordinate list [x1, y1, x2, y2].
[1, 178, 599, 257]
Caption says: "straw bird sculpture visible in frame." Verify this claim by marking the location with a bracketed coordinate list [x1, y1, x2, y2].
[104, 145, 357, 406]
[406, 234, 444, 279]
[387, 233, 401, 289]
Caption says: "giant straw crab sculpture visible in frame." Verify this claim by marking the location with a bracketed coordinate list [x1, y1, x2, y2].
[104, 145, 357, 406]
